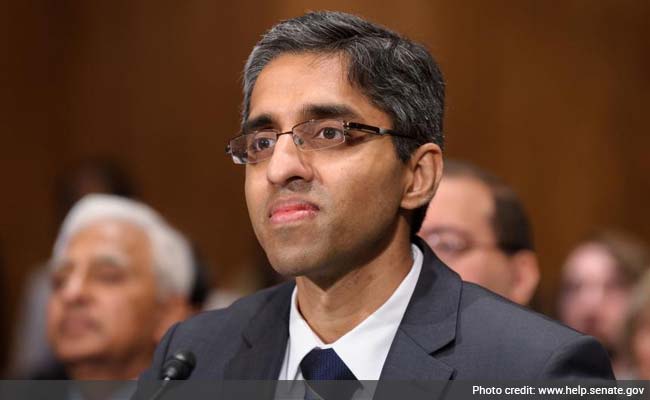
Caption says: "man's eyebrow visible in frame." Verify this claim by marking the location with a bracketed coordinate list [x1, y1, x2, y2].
[242, 114, 274, 133]
[299, 104, 359, 121]
[243, 104, 360, 133]
[90, 253, 130, 270]
[49, 257, 72, 272]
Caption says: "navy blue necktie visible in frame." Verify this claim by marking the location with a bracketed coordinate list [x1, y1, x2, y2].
[300, 348, 360, 400]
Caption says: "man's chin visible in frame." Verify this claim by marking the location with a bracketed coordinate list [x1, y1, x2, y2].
[264, 238, 322, 271]
[268, 255, 351, 290]
[267, 252, 324, 278]
[269, 261, 316, 278]
[54, 340, 107, 364]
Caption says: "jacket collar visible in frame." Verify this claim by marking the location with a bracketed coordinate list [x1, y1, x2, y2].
[224, 282, 294, 380]
[379, 238, 460, 381]
[225, 238, 461, 383]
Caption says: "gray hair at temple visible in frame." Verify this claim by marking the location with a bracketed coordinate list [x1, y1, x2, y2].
[242, 10, 445, 234]
[52, 194, 195, 298]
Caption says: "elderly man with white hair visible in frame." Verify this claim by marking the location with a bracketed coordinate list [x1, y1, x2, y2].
[46, 194, 195, 380]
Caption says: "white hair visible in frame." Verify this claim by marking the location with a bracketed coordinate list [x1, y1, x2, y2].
[52, 194, 194, 298]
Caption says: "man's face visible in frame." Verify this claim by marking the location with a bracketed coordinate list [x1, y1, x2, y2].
[559, 243, 629, 350]
[47, 220, 162, 367]
[419, 176, 515, 297]
[244, 53, 408, 281]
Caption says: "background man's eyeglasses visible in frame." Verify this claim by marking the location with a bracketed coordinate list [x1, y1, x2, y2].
[423, 228, 524, 261]
[225, 119, 412, 165]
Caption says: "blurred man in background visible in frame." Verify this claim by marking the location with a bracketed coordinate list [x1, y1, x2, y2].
[419, 159, 539, 305]
[559, 230, 650, 378]
[9, 159, 138, 378]
[45, 194, 195, 379]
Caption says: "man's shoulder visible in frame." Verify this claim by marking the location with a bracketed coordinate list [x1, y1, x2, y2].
[177, 281, 294, 337]
[139, 282, 294, 380]
[166, 282, 294, 344]
[445, 282, 612, 379]
[458, 281, 579, 342]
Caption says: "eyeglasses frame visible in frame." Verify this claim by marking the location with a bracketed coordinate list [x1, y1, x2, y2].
[225, 119, 414, 164]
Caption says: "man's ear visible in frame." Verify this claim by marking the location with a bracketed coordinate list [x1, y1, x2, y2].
[507, 250, 541, 305]
[401, 143, 443, 210]
[153, 295, 193, 343]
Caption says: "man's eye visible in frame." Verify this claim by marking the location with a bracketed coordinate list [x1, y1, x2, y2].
[436, 242, 462, 253]
[251, 136, 275, 152]
[429, 235, 470, 257]
[95, 270, 126, 284]
[316, 127, 344, 140]
[91, 265, 127, 285]
[561, 282, 581, 296]
[51, 274, 67, 291]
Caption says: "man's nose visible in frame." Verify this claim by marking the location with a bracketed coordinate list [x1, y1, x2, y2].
[266, 134, 314, 186]
[59, 273, 91, 304]
[580, 285, 607, 310]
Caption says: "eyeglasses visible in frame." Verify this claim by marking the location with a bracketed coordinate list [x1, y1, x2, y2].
[225, 119, 411, 165]
[423, 228, 501, 262]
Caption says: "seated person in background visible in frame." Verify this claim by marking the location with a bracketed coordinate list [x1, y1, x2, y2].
[624, 270, 650, 379]
[418, 159, 539, 305]
[9, 159, 137, 379]
[45, 194, 195, 380]
[558, 230, 650, 378]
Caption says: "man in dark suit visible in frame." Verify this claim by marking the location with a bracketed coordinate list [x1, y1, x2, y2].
[139, 10, 613, 391]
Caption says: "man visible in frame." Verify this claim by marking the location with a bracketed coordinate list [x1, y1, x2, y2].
[139, 11, 613, 387]
[418, 159, 539, 305]
[10, 159, 137, 379]
[46, 194, 195, 380]
[559, 230, 650, 378]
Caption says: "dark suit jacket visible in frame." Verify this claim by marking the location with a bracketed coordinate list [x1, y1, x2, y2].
[140, 240, 613, 383]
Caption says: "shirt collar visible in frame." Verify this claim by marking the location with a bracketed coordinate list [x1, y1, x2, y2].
[285, 244, 423, 381]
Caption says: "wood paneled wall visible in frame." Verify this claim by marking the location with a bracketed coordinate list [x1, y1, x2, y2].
[2, 0, 649, 372]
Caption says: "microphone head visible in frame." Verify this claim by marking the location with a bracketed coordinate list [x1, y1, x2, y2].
[160, 351, 196, 380]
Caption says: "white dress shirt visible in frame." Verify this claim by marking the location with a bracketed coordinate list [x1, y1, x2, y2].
[278, 244, 423, 381]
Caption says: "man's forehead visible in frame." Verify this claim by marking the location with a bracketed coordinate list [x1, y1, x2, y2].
[435, 177, 494, 216]
[260, 51, 348, 75]
[53, 250, 131, 271]
[57, 219, 150, 263]
[247, 52, 387, 129]
[69, 219, 147, 243]
[422, 176, 497, 241]
[253, 52, 347, 87]
[563, 244, 619, 278]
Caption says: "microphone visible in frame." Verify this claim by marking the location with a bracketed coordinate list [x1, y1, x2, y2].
[148, 351, 196, 400]
[160, 351, 196, 380]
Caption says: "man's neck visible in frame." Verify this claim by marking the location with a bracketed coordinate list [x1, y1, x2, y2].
[295, 235, 414, 344]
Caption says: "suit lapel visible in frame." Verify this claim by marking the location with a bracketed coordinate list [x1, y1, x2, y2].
[224, 239, 462, 398]
[224, 282, 294, 380]
[375, 328, 454, 400]
[380, 238, 461, 382]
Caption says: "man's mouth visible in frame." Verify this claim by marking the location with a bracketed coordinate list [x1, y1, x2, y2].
[59, 316, 100, 336]
[269, 200, 320, 224]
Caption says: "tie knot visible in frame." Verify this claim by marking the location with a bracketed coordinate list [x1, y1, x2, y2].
[300, 348, 357, 381]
